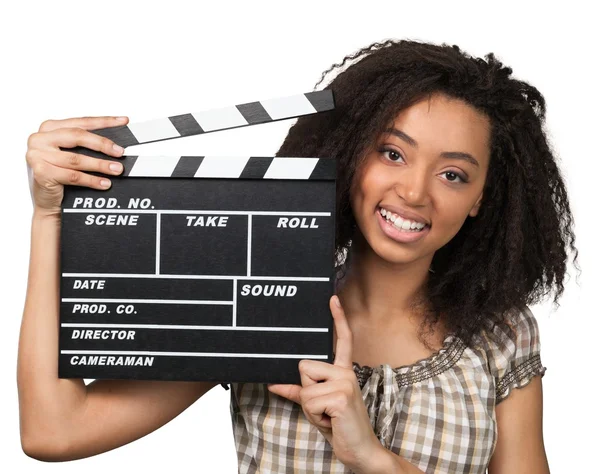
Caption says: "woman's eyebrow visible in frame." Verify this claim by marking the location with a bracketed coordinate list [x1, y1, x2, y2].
[383, 127, 480, 168]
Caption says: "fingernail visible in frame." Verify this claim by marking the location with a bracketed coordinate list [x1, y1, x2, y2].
[116, 116, 127, 122]
[334, 296, 341, 308]
[109, 163, 122, 172]
[113, 144, 124, 154]
[100, 179, 111, 188]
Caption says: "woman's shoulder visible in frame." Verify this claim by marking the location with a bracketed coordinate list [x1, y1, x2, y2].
[474, 305, 547, 404]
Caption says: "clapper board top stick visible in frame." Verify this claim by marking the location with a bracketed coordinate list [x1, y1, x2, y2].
[54, 90, 337, 384]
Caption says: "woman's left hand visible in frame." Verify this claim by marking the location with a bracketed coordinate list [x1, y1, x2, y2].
[267, 295, 386, 473]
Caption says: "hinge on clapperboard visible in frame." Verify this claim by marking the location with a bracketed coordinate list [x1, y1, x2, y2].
[47, 90, 338, 387]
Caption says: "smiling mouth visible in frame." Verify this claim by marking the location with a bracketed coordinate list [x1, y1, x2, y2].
[377, 206, 431, 231]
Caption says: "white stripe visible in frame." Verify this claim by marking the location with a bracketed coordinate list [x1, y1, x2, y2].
[195, 156, 250, 178]
[247, 214, 252, 277]
[232, 279, 237, 327]
[62, 273, 330, 281]
[62, 323, 329, 332]
[62, 298, 232, 304]
[155, 213, 161, 274]
[63, 209, 331, 216]
[127, 118, 180, 143]
[62, 350, 328, 359]
[260, 93, 316, 120]
[191, 106, 248, 132]
[264, 157, 319, 179]
[128, 155, 181, 177]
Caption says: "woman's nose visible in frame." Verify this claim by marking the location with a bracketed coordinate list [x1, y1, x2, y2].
[394, 166, 430, 204]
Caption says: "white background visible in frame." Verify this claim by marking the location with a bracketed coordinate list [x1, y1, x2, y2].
[1, 1, 597, 472]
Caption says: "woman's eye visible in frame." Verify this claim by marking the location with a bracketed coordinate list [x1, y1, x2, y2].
[443, 171, 468, 184]
[380, 148, 404, 162]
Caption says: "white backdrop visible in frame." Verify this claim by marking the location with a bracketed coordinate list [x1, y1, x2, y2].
[2, 1, 596, 472]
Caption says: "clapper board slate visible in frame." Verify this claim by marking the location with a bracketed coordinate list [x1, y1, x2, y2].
[56, 90, 337, 385]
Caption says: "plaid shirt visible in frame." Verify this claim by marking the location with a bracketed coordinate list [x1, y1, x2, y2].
[222, 306, 546, 473]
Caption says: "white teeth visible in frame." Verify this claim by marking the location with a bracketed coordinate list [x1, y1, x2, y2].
[379, 207, 426, 231]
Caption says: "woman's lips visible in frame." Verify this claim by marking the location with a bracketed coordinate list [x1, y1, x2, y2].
[376, 210, 430, 243]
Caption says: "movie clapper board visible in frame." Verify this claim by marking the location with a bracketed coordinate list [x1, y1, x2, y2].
[55, 90, 337, 385]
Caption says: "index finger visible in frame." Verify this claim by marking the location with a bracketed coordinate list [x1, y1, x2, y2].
[39, 116, 129, 133]
[330, 296, 353, 368]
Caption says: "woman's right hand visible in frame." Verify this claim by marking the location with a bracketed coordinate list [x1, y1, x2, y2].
[26, 116, 130, 218]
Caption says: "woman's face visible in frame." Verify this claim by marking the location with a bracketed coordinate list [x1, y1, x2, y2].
[350, 92, 491, 266]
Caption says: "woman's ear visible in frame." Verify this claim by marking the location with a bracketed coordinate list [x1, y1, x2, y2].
[469, 192, 483, 217]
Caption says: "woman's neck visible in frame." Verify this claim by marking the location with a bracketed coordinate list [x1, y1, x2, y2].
[336, 232, 433, 330]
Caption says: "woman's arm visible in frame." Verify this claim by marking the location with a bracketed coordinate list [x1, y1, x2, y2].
[487, 375, 550, 474]
[370, 448, 428, 473]
[18, 211, 218, 461]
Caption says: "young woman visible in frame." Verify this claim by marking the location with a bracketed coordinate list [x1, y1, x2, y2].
[18, 39, 577, 473]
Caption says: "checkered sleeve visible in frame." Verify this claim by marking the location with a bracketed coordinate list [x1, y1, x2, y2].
[488, 306, 547, 405]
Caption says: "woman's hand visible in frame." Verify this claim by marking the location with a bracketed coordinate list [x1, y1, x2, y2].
[267, 295, 386, 473]
[26, 116, 129, 218]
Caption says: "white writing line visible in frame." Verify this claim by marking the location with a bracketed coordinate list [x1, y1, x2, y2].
[62, 274, 329, 281]
[64, 209, 331, 216]
[247, 214, 252, 277]
[62, 323, 329, 332]
[61, 350, 328, 359]
[156, 212, 161, 274]
[233, 279, 237, 328]
[62, 298, 232, 305]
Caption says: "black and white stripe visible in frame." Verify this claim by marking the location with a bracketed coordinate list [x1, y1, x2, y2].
[116, 155, 334, 180]
[91, 90, 334, 147]
[26, 90, 335, 202]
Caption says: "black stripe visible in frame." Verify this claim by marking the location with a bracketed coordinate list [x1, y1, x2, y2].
[236, 102, 272, 124]
[305, 90, 335, 112]
[91, 125, 140, 148]
[309, 158, 336, 180]
[171, 156, 204, 177]
[169, 114, 204, 136]
[61, 327, 329, 353]
[121, 156, 138, 177]
[239, 157, 274, 179]
[59, 355, 311, 384]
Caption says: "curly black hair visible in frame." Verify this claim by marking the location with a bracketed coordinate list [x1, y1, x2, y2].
[274, 38, 580, 349]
